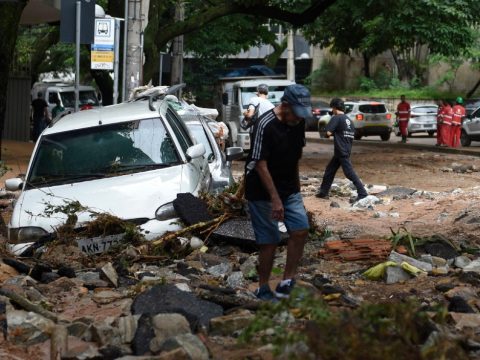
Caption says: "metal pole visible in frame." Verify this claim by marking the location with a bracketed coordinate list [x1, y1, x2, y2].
[287, 29, 295, 82]
[122, 0, 129, 102]
[75, 0, 81, 112]
[113, 18, 121, 104]
[158, 52, 163, 85]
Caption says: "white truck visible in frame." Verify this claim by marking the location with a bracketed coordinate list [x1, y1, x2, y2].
[31, 81, 101, 116]
[215, 77, 295, 150]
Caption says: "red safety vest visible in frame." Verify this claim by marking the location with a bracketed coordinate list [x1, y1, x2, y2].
[451, 105, 465, 126]
[397, 102, 411, 121]
[442, 105, 453, 125]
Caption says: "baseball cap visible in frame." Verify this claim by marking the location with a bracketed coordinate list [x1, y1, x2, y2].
[281, 84, 312, 119]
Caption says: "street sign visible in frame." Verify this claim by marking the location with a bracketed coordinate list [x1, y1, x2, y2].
[60, 0, 95, 44]
[91, 17, 115, 70]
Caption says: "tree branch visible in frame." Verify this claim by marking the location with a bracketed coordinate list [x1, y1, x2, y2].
[155, 0, 336, 49]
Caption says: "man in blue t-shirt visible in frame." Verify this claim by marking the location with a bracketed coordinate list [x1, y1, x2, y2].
[315, 98, 368, 201]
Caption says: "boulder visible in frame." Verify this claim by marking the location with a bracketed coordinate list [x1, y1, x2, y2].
[207, 262, 232, 278]
[131, 285, 223, 330]
[352, 195, 381, 209]
[454, 256, 472, 269]
[449, 313, 480, 330]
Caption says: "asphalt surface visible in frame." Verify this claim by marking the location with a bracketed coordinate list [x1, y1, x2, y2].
[306, 131, 480, 156]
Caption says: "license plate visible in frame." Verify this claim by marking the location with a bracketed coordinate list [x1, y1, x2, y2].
[77, 233, 125, 254]
[424, 124, 433, 128]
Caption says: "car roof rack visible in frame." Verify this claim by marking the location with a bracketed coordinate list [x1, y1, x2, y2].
[133, 83, 187, 111]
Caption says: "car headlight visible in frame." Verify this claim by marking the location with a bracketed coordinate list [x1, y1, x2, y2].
[155, 202, 178, 221]
[9, 227, 48, 244]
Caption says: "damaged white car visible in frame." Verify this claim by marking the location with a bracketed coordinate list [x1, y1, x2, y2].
[6, 95, 228, 255]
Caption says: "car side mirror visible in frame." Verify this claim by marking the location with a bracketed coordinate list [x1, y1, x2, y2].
[222, 92, 229, 106]
[225, 147, 243, 164]
[186, 143, 206, 161]
[5, 178, 23, 191]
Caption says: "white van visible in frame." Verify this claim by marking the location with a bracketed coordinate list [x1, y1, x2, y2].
[31, 82, 101, 116]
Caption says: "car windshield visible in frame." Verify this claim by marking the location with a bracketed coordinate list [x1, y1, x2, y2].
[412, 106, 437, 114]
[240, 86, 287, 109]
[27, 118, 180, 188]
[358, 104, 387, 113]
[60, 91, 99, 108]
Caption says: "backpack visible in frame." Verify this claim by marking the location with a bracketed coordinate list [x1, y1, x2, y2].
[240, 103, 260, 130]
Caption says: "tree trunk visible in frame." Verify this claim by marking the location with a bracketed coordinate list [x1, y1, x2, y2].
[0, 0, 28, 160]
[467, 78, 480, 99]
[91, 70, 114, 106]
[362, 52, 371, 78]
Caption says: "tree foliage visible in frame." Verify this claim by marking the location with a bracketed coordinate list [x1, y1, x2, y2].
[303, 0, 480, 81]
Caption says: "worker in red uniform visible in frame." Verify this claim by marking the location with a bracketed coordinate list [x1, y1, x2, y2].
[451, 97, 465, 148]
[436, 100, 444, 146]
[441, 100, 453, 147]
[396, 95, 411, 143]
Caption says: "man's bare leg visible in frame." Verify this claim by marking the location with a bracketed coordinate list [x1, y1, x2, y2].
[283, 230, 308, 280]
[258, 244, 277, 287]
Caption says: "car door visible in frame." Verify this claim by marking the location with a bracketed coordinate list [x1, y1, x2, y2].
[165, 108, 211, 192]
[467, 108, 480, 134]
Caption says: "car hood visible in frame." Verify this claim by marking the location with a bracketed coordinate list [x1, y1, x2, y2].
[11, 166, 188, 232]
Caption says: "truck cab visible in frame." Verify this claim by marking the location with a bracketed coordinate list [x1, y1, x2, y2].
[216, 77, 294, 151]
[31, 82, 101, 117]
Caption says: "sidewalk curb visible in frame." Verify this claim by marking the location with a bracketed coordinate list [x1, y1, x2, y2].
[307, 135, 480, 157]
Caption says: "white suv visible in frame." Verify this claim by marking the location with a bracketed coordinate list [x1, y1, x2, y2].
[6, 98, 211, 254]
[461, 107, 480, 146]
[318, 101, 392, 141]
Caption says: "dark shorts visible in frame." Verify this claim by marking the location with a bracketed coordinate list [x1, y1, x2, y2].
[248, 192, 309, 245]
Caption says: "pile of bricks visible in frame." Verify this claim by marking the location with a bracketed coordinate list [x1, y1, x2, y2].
[318, 239, 407, 262]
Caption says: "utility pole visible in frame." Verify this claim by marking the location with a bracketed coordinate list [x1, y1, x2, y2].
[124, 0, 150, 100]
[171, 1, 184, 89]
[287, 29, 295, 82]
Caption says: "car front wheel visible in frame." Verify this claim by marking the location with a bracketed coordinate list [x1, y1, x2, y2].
[427, 131, 435, 137]
[380, 133, 391, 141]
[461, 130, 471, 147]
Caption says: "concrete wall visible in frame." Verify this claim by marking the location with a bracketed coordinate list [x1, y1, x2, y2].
[312, 46, 480, 96]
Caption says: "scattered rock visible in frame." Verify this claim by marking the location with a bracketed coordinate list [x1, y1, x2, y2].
[423, 240, 458, 260]
[240, 256, 257, 279]
[431, 266, 449, 276]
[149, 314, 191, 353]
[175, 283, 192, 292]
[388, 251, 433, 273]
[330, 201, 340, 208]
[92, 322, 121, 347]
[189, 237, 204, 250]
[40, 272, 61, 284]
[367, 185, 388, 194]
[454, 256, 472, 269]
[0, 261, 19, 282]
[157, 333, 209, 360]
[373, 211, 387, 218]
[207, 262, 232, 278]
[210, 310, 254, 336]
[226, 271, 245, 289]
[463, 259, 480, 274]
[385, 266, 411, 284]
[92, 289, 124, 304]
[435, 283, 455, 293]
[352, 195, 381, 209]
[445, 286, 478, 302]
[458, 271, 480, 287]
[131, 314, 156, 355]
[100, 262, 119, 288]
[6, 309, 55, 345]
[448, 296, 475, 313]
[67, 321, 91, 339]
[131, 284, 223, 330]
[377, 186, 416, 200]
[117, 315, 139, 344]
[449, 312, 480, 330]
